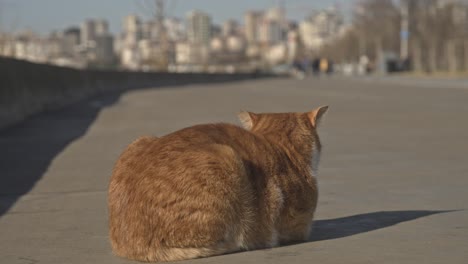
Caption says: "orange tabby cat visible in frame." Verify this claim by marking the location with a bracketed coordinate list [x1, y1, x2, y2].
[108, 106, 328, 262]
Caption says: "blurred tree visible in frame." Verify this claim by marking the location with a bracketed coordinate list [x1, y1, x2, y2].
[406, 0, 468, 72]
[318, 0, 400, 65]
[353, 0, 400, 60]
[320, 0, 468, 73]
[138, 0, 170, 71]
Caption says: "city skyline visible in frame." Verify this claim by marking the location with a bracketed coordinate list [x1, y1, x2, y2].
[0, 2, 349, 72]
[0, 0, 352, 35]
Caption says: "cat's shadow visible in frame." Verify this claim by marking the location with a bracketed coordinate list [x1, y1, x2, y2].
[306, 210, 454, 242]
[217, 210, 455, 259]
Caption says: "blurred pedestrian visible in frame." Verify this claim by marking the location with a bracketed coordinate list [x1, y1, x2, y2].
[312, 58, 320, 76]
[319, 58, 329, 74]
[291, 58, 306, 80]
[327, 59, 334, 75]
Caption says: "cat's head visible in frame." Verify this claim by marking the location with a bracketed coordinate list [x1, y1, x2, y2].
[238, 106, 328, 174]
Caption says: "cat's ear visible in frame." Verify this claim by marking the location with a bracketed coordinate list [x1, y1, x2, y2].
[238, 111, 257, 130]
[308, 106, 329, 127]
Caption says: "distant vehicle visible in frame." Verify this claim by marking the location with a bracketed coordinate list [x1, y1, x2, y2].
[270, 64, 291, 75]
[271, 64, 305, 80]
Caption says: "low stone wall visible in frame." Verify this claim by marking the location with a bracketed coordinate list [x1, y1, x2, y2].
[0, 57, 261, 129]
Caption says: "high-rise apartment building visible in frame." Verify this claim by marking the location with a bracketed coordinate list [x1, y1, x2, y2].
[258, 19, 282, 45]
[81, 20, 96, 46]
[299, 7, 344, 51]
[187, 10, 212, 45]
[245, 11, 262, 44]
[222, 19, 238, 37]
[95, 20, 109, 36]
[62, 27, 80, 56]
[123, 15, 142, 46]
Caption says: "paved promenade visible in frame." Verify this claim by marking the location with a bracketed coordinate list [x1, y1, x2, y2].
[1, 76, 467, 263]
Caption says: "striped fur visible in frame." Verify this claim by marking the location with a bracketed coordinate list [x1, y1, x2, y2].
[108, 107, 328, 262]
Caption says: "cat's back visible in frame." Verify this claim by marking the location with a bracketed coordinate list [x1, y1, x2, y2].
[157, 122, 255, 150]
[112, 123, 251, 172]
[109, 123, 256, 259]
[111, 123, 255, 191]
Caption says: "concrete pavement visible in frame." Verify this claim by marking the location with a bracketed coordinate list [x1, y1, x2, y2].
[1, 76, 467, 263]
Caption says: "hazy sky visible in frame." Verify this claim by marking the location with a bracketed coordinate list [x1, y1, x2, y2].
[0, 0, 353, 35]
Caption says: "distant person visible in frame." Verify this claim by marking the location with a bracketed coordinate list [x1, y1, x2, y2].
[319, 58, 329, 74]
[291, 58, 305, 80]
[312, 58, 320, 76]
[327, 59, 334, 75]
[301, 58, 311, 75]
[292, 58, 304, 72]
